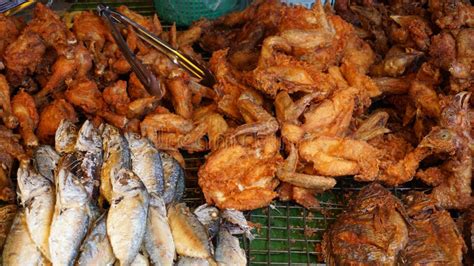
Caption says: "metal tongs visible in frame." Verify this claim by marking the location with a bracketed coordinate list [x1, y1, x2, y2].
[97, 4, 216, 99]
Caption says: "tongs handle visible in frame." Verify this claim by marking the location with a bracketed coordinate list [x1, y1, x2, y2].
[98, 4, 164, 99]
[97, 4, 216, 88]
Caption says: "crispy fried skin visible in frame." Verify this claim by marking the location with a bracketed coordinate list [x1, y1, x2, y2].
[198, 136, 282, 210]
[103, 80, 130, 116]
[11, 91, 39, 148]
[37, 99, 77, 143]
[65, 78, 106, 114]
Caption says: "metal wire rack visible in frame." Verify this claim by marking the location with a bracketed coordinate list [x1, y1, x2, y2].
[60, 1, 431, 264]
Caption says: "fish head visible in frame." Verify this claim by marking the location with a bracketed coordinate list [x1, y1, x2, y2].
[112, 168, 146, 196]
[76, 120, 102, 153]
[17, 160, 52, 204]
[124, 132, 146, 151]
[55, 120, 78, 154]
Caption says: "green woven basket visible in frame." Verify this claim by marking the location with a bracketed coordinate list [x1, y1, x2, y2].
[154, 0, 248, 26]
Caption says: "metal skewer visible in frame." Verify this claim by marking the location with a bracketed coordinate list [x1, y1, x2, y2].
[97, 4, 216, 93]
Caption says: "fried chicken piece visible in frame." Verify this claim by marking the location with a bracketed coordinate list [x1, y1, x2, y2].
[65, 78, 106, 114]
[140, 113, 194, 150]
[25, 3, 71, 56]
[37, 99, 77, 143]
[181, 111, 229, 151]
[430, 92, 473, 210]
[4, 32, 46, 86]
[98, 110, 128, 129]
[323, 183, 409, 265]
[457, 207, 474, 265]
[127, 96, 160, 119]
[0, 14, 20, 61]
[11, 91, 39, 148]
[128, 72, 150, 100]
[277, 182, 321, 209]
[429, 0, 474, 29]
[352, 111, 391, 141]
[399, 192, 466, 265]
[117, 6, 160, 34]
[0, 126, 25, 160]
[277, 143, 336, 191]
[35, 44, 93, 103]
[167, 70, 193, 119]
[409, 63, 441, 118]
[73, 11, 112, 54]
[198, 135, 282, 210]
[370, 46, 424, 77]
[373, 75, 413, 95]
[226, 94, 279, 138]
[103, 80, 130, 116]
[299, 136, 380, 181]
[389, 15, 433, 51]
[0, 75, 17, 129]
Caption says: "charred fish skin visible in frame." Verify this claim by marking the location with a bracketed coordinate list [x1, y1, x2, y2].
[0, 204, 17, 252]
[76, 213, 116, 266]
[144, 193, 175, 266]
[49, 155, 90, 266]
[55, 120, 78, 154]
[34, 145, 60, 183]
[168, 203, 212, 259]
[126, 132, 164, 195]
[107, 168, 149, 266]
[160, 152, 185, 205]
[75, 120, 103, 201]
[17, 160, 55, 260]
[215, 227, 247, 266]
[2, 211, 46, 266]
[221, 209, 254, 240]
[101, 124, 131, 203]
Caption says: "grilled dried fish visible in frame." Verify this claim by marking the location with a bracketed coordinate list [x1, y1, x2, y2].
[33, 145, 60, 183]
[144, 194, 175, 266]
[75, 120, 103, 200]
[107, 168, 149, 266]
[17, 160, 55, 260]
[55, 120, 78, 154]
[160, 152, 185, 205]
[126, 133, 164, 195]
[215, 227, 246, 266]
[101, 124, 131, 203]
[0, 204, 16, 252]
[131, 253, 150, 266]
[49, 155, 91, 266]
[168, 203, 213, 259]
[194, 204, 220, 239]
[76, 213, 116, 266]
[177, 256, 210, 266]
[2, 211, 46, 266]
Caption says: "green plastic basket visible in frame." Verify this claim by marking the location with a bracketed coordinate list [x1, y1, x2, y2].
[154, 0, 248, 26]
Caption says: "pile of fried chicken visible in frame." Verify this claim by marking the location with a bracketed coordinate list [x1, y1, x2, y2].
[0, 0, 472, 213]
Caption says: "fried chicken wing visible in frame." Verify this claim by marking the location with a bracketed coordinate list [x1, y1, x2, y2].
[400, 192, 466, 265]
[127, 96, 160, 119]
[0, 75, 18, 129]
[0, 126, 25, 160]
[167, 70, 193, 119]
[323, 183, 409, 265]
[37, 99, 77, 143]
[198, 135, 282, 210]
[11, 91, 39, 148]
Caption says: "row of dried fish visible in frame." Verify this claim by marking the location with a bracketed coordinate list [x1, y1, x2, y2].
[0, 120, 249, 266]
[323, 183, 467, 265]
